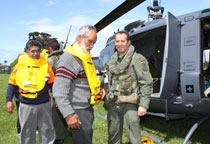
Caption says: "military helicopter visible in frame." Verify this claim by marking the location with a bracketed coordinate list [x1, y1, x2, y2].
[93, 0, 210, 143]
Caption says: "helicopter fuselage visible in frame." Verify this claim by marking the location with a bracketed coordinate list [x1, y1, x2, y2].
[99, 8, 210, 117]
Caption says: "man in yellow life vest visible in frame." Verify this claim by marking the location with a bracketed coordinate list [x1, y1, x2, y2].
[6, 40, 55, 144]
[53, 25, 105, 144]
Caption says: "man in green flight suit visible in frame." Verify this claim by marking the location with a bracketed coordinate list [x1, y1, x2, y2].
[47, 39, 65, 144]
[105, 30, 153, 144]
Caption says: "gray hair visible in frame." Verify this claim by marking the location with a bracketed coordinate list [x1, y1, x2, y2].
[76, 25, 97, 41]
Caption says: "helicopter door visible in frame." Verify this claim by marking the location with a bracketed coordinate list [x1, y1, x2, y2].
[159, 12, 181, 99]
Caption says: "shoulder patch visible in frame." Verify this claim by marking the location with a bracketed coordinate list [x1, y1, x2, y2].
[141, 60, 146, 63]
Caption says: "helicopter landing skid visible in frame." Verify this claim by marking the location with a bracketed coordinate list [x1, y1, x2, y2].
[147, 112, 209, 143]
[182, 116, 209, 144]
[140, 116, 209, 144]
[96, 113, 209, 144]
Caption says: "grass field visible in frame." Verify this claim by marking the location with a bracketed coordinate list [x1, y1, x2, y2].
[1, 74, 210, 144]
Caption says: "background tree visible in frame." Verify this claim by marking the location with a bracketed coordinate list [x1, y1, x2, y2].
[28, 31, 56, 50]
[10, 31, 57, 68]
[4, 60, 7, 66]
[10, 58, 18, 68]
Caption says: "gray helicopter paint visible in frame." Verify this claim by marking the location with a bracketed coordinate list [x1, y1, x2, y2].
[183, 62, 196, 71]
[184, 36, 196, 46]
[180, 11, 201, 101]
[130, 18, 166, 37]
[99, 39, 115, 69]
[159, 12, 181, 99]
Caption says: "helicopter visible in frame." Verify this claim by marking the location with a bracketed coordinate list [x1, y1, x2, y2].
[93, 0, 210, 143]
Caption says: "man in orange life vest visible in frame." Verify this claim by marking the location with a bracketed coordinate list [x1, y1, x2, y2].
[6, 40, 55, 144]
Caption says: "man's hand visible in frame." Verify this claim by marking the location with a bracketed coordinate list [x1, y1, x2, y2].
[6, 102, 14, 114]
[65, 113, 82, 129]
[100, 88, 106, 99]
[138, 106, 147, 117]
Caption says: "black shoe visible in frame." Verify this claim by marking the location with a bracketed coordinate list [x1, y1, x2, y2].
[53, 139, 64, 144]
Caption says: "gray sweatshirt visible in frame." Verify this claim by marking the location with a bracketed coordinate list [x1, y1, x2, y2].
[53, 52, 91, 118]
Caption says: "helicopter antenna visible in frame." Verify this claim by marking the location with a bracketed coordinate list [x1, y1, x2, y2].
[63, 24, 72, 49]
[159, 0, 162, 5]
[147, 0, 164, 20]
[150, 0, 153, 4]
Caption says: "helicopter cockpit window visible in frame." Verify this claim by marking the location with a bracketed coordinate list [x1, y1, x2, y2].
[203, 49, 210, 71]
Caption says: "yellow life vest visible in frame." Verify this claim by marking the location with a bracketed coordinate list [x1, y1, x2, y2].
[41, 49, 49, 59]
[10, 54, 48, 99]
[64, 43, 101, 105]
[141, 136, 154, 144]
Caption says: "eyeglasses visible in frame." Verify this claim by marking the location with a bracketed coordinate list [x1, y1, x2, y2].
[29, 50, 41, 53]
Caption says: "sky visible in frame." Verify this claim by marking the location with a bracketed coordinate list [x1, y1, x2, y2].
[0, 0, 210, 65]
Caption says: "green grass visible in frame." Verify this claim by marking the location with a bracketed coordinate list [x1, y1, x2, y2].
[0, 74, 20, 143]
[142, 116, 210, 144]
[1, 74, 210, 144]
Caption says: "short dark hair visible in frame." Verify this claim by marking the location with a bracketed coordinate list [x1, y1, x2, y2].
[25, 40, 42, 51]
[115, 30, 130, 41]
[49, 38, 60, 51]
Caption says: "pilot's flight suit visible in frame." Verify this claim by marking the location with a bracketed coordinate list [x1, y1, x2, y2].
[106, 45, 153, 144]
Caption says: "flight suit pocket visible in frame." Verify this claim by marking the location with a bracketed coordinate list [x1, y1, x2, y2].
[117, 93, 139, 104]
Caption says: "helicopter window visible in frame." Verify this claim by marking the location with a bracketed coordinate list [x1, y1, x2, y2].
[106, 35, 115, 43]
[92, 57, 99, 70]
[203, 49, 210, 71]
[131, 25, 166, 93]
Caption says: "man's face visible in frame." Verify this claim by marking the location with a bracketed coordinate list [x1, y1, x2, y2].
[27, 46, 41, 59]
[79, 29, 97, 54]
[115, 33, 130, 56]
[48, 46, 53, 53]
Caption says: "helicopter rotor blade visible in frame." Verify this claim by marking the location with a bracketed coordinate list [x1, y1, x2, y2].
[94, 0, 145, 32]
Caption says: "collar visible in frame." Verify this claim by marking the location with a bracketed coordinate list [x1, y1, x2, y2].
[109, 45, 135, 74]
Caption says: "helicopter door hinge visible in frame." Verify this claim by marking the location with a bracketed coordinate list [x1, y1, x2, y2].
[179, 23, 185, 28]
[178, 70, 184, 74]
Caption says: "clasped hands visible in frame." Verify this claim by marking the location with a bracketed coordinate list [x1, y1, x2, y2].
[65, 113, 82, 129]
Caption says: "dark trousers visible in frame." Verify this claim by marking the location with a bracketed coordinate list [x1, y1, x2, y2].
[52, 102, 67, 140]
[14, 91, 21, 134]
[71, 107, 94, 144]
[15, 100, 21, 134]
